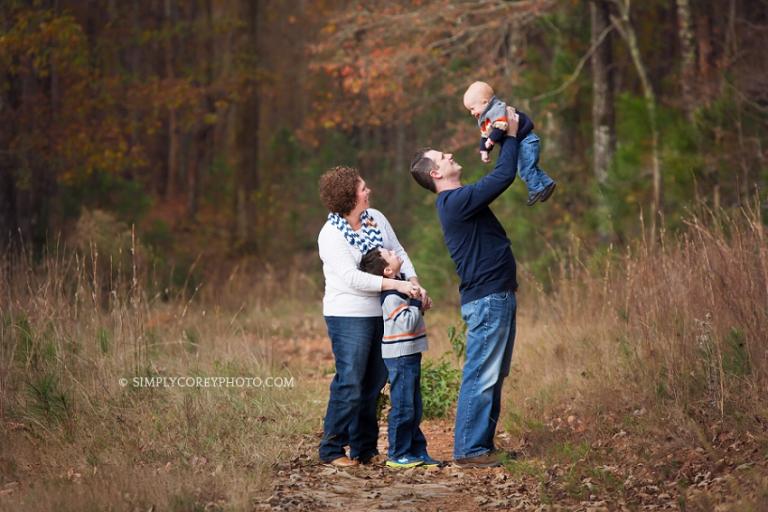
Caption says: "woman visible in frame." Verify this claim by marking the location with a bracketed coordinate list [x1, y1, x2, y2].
[317, 165, 428, 467]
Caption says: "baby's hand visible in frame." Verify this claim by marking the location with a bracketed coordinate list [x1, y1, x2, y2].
[480, 151, 490, 163]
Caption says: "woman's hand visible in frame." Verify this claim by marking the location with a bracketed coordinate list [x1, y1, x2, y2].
[408, 278, 432, 309]
[396, 280, 421, 298]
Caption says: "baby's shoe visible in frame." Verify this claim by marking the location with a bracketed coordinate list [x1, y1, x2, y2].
[527, 182, 556, 206]
[539, 181, 556, 202]
[526, 190, 542, 206]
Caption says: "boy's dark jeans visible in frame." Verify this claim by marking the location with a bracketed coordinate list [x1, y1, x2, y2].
[384, 352, 428, 460]
[320, 316, 387, 463]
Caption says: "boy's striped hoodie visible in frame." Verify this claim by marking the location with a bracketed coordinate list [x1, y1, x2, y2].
[380, 285, 428, 359]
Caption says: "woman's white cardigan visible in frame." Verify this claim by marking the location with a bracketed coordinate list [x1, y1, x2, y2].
[318, 208, 417, 317]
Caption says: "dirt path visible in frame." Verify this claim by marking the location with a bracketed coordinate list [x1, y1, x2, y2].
[261, 419, 542, 512]
[264, 337, 768, 511]
[266, 337, 542, 510]
[260, 412, 768, 511]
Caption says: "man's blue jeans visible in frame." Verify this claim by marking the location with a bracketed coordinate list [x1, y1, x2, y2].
[319, 316, 387, 463]
[518, 133, 555, 195]
[454, 290, 516, 460]
[384, 353, 428, 460]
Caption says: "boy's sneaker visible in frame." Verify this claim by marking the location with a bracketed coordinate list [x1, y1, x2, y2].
[385, 455, 425, 469]
[416, 453, 443, 467]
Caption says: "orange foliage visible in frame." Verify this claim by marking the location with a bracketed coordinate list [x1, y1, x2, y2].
[309, 0, 558, 134]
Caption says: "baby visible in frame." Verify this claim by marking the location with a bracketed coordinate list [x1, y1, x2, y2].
[463, 81, 556, 206]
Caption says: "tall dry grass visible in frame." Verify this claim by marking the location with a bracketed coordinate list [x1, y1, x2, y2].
[506, 203, 768, 433]
[0, 221, 326, 510]
[2, 204, 767, 508]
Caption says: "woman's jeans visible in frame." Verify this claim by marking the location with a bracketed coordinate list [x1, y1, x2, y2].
[454, 290, 516, 460]
[319, 316, 387, 462]
[383, 353, 428, 460]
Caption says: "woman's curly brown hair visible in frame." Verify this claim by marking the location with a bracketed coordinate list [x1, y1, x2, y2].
[319, 166, 361, 215]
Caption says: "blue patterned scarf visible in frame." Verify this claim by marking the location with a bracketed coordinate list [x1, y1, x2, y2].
[328, 210, 384, 254]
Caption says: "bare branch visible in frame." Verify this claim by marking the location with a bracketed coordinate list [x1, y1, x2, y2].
[528, 23, 614, 102]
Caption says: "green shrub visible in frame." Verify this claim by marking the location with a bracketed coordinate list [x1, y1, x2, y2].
[420, 356, 461, 419]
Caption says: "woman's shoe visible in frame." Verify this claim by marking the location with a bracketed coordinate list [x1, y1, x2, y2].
[327, 456, 359, 467]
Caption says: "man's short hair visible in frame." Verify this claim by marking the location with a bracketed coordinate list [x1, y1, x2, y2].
[410, 148, 437, 193]
[359, 248, 387, 276]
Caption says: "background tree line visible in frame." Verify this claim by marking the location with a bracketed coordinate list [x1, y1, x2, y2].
[1, 0, 766, 296]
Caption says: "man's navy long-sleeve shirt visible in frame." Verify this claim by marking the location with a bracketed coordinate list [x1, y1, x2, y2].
[436, 137, 519, 305]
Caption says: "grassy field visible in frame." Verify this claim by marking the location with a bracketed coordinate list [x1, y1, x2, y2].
[2, 206, 767, 510]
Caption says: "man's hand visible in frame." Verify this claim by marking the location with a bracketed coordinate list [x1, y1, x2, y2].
[506, 106, 519, 137]
[484, 139, 495, 149]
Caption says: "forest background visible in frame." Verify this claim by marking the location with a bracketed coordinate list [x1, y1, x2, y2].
[2, 0, 765, 293]
[2, 0, 768, 510]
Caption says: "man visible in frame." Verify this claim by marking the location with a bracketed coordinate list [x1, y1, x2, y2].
[409, 108, 523, 468]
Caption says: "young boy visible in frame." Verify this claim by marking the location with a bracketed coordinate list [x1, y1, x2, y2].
[359, 247, 440, 468]
[463, 80, 557, 206]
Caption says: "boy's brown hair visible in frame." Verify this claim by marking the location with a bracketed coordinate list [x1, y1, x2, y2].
[359, 248, 388, 276]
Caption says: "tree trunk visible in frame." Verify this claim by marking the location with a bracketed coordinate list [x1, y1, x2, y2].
[676, 0, 696, 120]
[126, 0, 140, 182]
[724, 0, 749, 205]
[233, 0, 260, 249]
[164, 0, 180, 199]
[185, 0, 214, 220]
[0, 12, 14, 249]
[0, 160, 17, 250]
[695, 8, 715, 103]
[590, 0, 615, 241]
[394, 118, 406, 213]
[611, 0, 662, 240]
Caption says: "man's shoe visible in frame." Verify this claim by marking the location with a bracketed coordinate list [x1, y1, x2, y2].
[538, 182, 556, 202]
[327, 456, 359, 467]
[491, 448, 519, 461]
[454, 452, 502, 468]
[385, 455, 424, 469]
